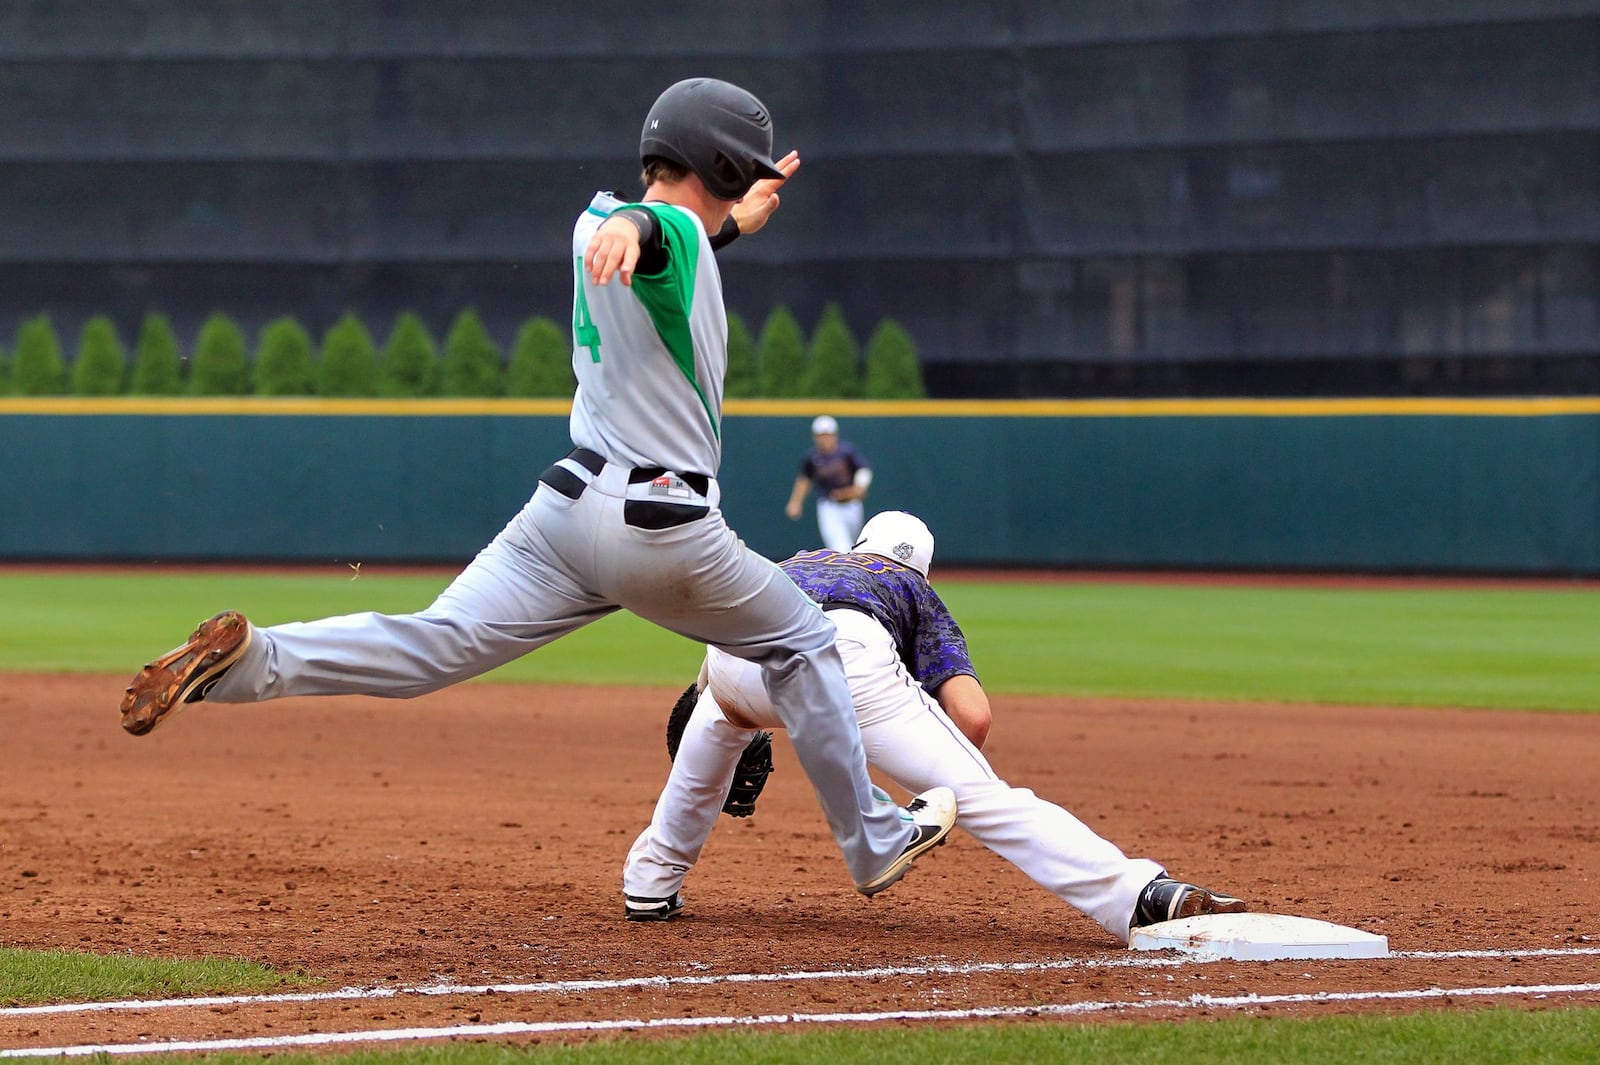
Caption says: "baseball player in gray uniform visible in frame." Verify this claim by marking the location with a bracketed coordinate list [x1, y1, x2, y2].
[626, 511, 1246, 939]
[119, 78, 957, 910]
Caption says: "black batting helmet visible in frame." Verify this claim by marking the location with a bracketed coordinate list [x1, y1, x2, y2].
[640, 78, 786, 201]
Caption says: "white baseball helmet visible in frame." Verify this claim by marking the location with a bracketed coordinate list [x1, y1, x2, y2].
[811, 414, 838, 435]
[852, 510, 934, 577]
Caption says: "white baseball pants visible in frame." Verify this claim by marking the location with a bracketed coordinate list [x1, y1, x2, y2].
[815, 497, 864, 553]
[625, 608, 1163, 941]
[204, 452, 913, 888]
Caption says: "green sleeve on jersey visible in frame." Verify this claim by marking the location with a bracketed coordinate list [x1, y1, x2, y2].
[629, 204, 718, 441]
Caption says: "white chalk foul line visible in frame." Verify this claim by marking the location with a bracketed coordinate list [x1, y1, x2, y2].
[4, 945, 1598, 1019]
[0, 955, 1193, 1017]
[5, 980, 1600, 1058]
[1391, 947, 1600, 960]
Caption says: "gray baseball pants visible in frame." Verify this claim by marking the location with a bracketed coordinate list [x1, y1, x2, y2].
[207, 449, 912, 887]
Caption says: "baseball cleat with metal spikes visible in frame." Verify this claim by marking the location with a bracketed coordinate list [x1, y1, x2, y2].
[1132, 876, 1248, 928]
[119, 611, 251, 736]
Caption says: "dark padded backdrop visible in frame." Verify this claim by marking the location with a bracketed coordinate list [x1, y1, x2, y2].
[1, 1, 1596, 395]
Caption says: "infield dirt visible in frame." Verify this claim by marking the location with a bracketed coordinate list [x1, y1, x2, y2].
[3, 674, 1598, 1048]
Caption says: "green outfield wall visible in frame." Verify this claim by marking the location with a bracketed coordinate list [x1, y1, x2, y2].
[3, 398, 1597, 574]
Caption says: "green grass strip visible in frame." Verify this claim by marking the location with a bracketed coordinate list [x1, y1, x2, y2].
[942, 580, 1600, 711]
[0, 947, 306, 1007]
[0, 570, 705, 688]
[41, 1005, 1600, 1064]
[2, 570, 1595, 710]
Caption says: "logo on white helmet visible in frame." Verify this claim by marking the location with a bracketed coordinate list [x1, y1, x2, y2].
[852, 511, 934, 577]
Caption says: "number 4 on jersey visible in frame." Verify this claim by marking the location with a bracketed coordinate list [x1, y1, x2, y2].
[572, 255, 602, 362]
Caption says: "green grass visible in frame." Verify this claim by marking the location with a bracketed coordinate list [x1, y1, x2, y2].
[19, 1006, 1600, 1063]
[0, 569, 705, 686]
[0, 947, 305, 1006]
[3, 570, 1594, 710]
[943, 580, 1600, 711]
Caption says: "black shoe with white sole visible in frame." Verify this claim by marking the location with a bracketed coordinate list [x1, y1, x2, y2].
[624, 892, 685, 922]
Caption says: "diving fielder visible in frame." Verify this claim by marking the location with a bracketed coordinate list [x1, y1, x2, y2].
[625, 511, 1247, 939]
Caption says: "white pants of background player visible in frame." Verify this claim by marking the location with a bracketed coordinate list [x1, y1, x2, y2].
[203, 454, 913, 887]
[815, 497, 865, 553]
[625, 608, 1164, 942]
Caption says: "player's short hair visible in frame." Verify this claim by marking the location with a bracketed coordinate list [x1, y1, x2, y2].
[642, 156, 691, 189]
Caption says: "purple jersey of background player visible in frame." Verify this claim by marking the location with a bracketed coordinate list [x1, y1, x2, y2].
[778, 549, 977, 691]
[801, 441, 870, 497]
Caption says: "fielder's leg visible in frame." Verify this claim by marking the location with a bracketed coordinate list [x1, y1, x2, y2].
[831, 609, 1163, 942]
[623, 686, 754, 905]
[611, 508, 922, 890]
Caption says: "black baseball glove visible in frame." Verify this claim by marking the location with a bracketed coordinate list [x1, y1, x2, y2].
[665, 682, 774, 818]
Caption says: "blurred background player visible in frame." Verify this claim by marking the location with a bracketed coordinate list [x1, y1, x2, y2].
[624, 510, 1246, 939]
[785, 414, 872, 551]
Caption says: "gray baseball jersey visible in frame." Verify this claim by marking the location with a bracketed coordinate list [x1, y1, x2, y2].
[569, 191, 723, 476]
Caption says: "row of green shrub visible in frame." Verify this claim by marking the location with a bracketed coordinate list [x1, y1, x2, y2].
[0, 305, 926, 399]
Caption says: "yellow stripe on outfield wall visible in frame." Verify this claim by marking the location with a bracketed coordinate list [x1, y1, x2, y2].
[727, 396, 1600, 417]
[0, 397, 574, 416]
[3, 396, 1600, 417]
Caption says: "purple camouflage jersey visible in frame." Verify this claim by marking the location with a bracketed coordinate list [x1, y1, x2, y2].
[779, 550, 977, 692]
[801, 442, 869, 498]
